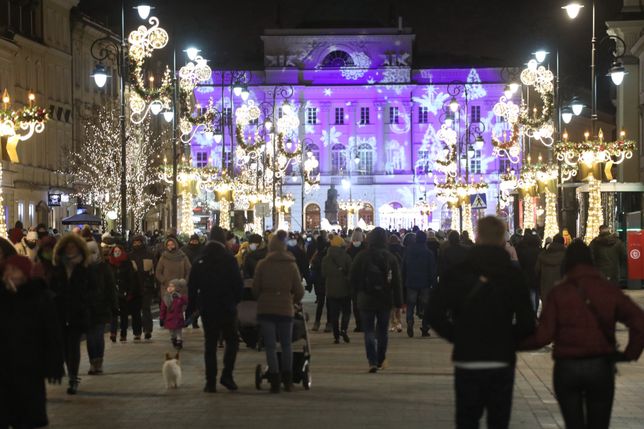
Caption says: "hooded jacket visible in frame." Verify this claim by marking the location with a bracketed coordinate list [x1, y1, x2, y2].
[187, 241, 243, 321]
[427, 245, 535, 364]
[15, 232, 39, 261]
[109, 246, 141, 300]
[403, 242, 437, 290]
[155, 237, 191, 288]
[253, 248, 304, 318]
[322, 246, 352, 298]
[50, 233, 91, 330]
[520, 264, 644, 361]
[589, 232, 626, 282]
[535, 241, 566, 302]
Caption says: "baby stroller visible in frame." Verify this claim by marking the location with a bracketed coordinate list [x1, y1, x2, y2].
[238, 280, 260, 349]
[255, 305, 311, 390]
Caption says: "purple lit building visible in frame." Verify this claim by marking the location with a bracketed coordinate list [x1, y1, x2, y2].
[190, 26, 514, 231]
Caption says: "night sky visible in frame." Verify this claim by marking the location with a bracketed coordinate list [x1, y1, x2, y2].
[77, 0, 630, 111]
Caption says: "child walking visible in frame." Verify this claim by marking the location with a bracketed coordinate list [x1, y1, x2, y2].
[159, 279, 188, 350]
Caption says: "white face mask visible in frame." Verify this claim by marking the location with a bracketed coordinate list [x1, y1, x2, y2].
[287, 239, 297, 247]
[352, 241, 362, 247]
[249, 243, 258, 251]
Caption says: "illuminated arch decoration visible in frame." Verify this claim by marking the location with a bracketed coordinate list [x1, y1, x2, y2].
[177, 55, 214, 143]
[518, 60, 555, 147]
[0, 89, 48, 163]
[127, 15, 172, 125]
[491, 95, 521, 163]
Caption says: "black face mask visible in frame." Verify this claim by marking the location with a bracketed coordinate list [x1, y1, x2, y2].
[26, 241, 37, 249]
[37, 231, 48, 239]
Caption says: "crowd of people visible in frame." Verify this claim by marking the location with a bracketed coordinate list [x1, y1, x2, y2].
[1, 217, 643, 429]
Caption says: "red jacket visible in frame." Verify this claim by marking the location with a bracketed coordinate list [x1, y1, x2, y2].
[520, 265, 644, 360]
[159, 294, 188, 330]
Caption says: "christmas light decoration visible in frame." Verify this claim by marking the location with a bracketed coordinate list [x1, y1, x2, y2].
[180, 192, 194, 235]
[0, 89, 49, 162]
[0, 163, 6, 237]
[543, 189, 559, 242]
[523, 196, 535, 230]
[450, 207, 460, 232]
[461, 202, 473, 239]
[584, 174, 603, 244]
[519, 60, 555, 147]
[339, 199, 364, 229]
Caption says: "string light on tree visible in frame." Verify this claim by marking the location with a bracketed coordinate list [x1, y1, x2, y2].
[543, 189, 559, 243]
[523, 196, 536, 230]
[180, 192, 194, 236]
[584, 174, 603, 244]
[0, 164, 6, 237]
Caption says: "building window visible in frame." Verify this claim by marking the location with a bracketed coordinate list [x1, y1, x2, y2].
[471, 105, 481, 123]
[419, 106, 429, 124]
[416, 149, 430, 174]
[498, 157, 512, 174]
[320, 50, 355, 68]
[223, 107, 232, 125]
[28, 203, 34, 226]
[305, 203, 321, 230]
[306, 144, 320, 176]
[357, 143, 374, 175]
[469, 149, 482, 174]
[306, 107, 318, 125]
[195, 151, 208, 168]
[389, 106, 399, 124]
[249, 117, 259, 126]
[331, 144, 346, 175]
[277, 107, 283, 119]
[334, 107, 344, 125]
[360, 107, 370, 125]
[359, 203, 374, 225]
[17, 201, 24, 222]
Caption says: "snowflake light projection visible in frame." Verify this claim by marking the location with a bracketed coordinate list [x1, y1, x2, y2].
[321, 126, 342, 147]
[341, 52, 371, 80]
[464, 69, 487, 100]
[412, 85, 450, 115]
[380, 67, 410, 94]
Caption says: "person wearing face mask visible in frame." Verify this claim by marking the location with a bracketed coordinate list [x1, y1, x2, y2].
[108, 244, 142, 342]
[155, 237, 191, 296]
[0, 255, 64, 429]
[15, 230, 39, 261]
[243, 234, 266, 279]
[226, 232, 240, 255]
[130, 235, 158, 338]
[287, 233, 308, 283]
[347, 229, 366, 332]
[50, 233, 91, 394]
[85, 238, 117, 374]
[182, 234, 204, 264]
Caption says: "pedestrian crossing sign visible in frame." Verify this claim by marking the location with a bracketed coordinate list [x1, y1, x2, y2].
[470, 193, 487, 209]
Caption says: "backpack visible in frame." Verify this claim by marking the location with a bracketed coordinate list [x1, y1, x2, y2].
[362, 250, 391, 294]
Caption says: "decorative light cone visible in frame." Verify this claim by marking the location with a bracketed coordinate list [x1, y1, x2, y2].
[219, 197, 231, 229]
[180, 191, 194, 235]
[523, 196, 536, 230]
[0, 163, 6, 237]
[461, 202, 474, 239]
[543, 189, 559, 244]
[584, 174, 603, 244]
[450, 207, 460, 232]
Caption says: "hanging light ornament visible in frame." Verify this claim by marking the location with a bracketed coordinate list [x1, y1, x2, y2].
[435, 124, 459, 177]
[178, 54, 217, 143]
[518, 59, 555, 147]
[491, 95, 521, 163]
[0, 89, 49, 163]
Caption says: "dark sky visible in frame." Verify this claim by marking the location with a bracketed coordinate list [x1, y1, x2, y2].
[77, 0, 631, 111]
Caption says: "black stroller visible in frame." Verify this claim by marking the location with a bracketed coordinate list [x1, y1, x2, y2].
[255, 306, 311, 390]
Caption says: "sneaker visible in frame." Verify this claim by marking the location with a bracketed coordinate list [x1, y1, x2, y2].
[144, 333, 152, 340]
[341, 331, 350, 343]
[220, 375, 238, 391]
[66, 378, 80, 395]
[377, 359, 388, 370]
[368, 366, 378, 373]
[407, 326, 414, 338]
[396, 324, 403, 333]
[110, 334, 117, 343]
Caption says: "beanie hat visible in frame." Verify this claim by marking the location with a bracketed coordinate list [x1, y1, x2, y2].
[350, 229, 365, 242]
[330, 235, 345, 247]
[6, 255, 33, 279]
[189, 234, 199, 241]
[248, 234, 262, 244]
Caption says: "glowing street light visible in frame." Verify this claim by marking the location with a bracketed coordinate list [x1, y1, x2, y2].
[91, 63, 109, 88]
[534, 50, 549, 63]
[562, 2, 584, 19]
[561, 106, 573, 124]
[185, 47, 200, 61]
[607, 61, 627, 86]
[134, 4, 153, 20]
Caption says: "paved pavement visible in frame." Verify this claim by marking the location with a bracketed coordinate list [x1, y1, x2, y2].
[46, 291, 644, 429]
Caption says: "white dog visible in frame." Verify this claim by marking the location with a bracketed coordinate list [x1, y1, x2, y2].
[162, 352, 182, 389]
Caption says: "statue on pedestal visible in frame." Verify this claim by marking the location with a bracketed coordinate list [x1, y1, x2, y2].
[324, 184, 339, 224]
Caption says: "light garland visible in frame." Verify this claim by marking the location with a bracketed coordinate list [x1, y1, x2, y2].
[492, 96, 521, 163]
[450, 206, 460, 232]
[543, 189, 559, 242]
[462, 202, 474, 239]
[519, 60, 555, 147]
[523, 195, 535, 230]
[584, 174, 603, 244]
[180, 191, 194, 235]
[0, 163, 6, 237]
[219, 197, 231, 229]
[0, 89, 49, 163]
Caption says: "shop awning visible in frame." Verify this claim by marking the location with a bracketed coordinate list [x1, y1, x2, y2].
[61, 213, 103, 225]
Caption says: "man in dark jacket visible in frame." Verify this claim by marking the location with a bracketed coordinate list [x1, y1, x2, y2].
[403, 231, 436, 338]
[187, 226, 244, 393]
[350, 227, 403, 373]
[515, 228, 542, 311]
[182, 234, 204, 264]
[347, 229, 366, 332]
[427, 216, 535, 429]
[439, 231, 469, 277]
[130, 235, 157, 338]
[535, 234, 566, 303]
[590, 225, 627, 283]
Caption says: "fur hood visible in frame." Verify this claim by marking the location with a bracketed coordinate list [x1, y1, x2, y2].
[53, 233, 90, 267]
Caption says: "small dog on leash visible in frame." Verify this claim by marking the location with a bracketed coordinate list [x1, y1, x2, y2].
[162, 352, 182, 389]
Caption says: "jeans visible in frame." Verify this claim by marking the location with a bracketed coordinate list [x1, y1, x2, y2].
[454, 366, 515, 429]
[327, 296, 351, 338]
[141, 289, 156, 334]
[62, 327, 82, 380]
[203, 315, 238, 384]
[553, 357, 615, 429]
[111, 297, 142, 338]
[260, 318, 293, 374]
[406, 288, 429, 330]
[360, 309, 390, 366]
[86, 323, 106, 360]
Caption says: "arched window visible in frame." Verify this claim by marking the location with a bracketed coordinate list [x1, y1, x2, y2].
[357, 143, 374, 175]
[305, 203, 321, 230]
[331, 144, 346, 175]
[320, 50, 354, 68]
[306, 144, 320, 176]
[359, 203, 374, 225]
[338, 208, 348, 228]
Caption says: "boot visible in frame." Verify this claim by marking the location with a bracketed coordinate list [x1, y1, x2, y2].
[341, 331, 350, 343]
[87, 359, 97, 375]
[312, 321, 320, 332]
[269, 372, 281, 393]
[67, 377, 80, 395]
[175, 340, 183, 350]
[220, 372, 238, 391]
[282, 372, 293, 392]
[95, 358, 104, 374]
[324, 323, 332, 333]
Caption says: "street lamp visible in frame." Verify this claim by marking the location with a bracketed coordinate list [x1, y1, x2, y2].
[570, 98, 584, 116]
[162, 109, 174, 123]
[562, 2, 584, 19]
[561, 106, 573, 124]
[133, 4, 153, 20]
[607, 60, 627, 86]
[91, 64, 110, 88]
[534, 50, 549, 63]
[449, 96, 459, 112]
[185, 47, 200, 61]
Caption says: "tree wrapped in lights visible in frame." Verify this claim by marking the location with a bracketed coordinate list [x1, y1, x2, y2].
[63, 104, 163, 228]
[0, 163, 7, 237]
[543, 189, 559, 242]
[584, 174, 603, 244]
[523, 196, 535, 230]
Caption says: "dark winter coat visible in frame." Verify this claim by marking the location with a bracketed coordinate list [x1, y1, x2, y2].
[516, 234, 542, 290]
[590, 232, 627, 282]
[438, 242, 469, 277]
[181, 243, 204, 264]
[346, 242, 366, 260]
[243, 247, 268, 279]
[350, 247, 403, 312]
[87, 261, 118, 325]
[50, 234, 91, 331]
[427, 245, 535, 365]
[426, 239, 440, 260]
[110, 259, 141, 301]
[321, 246, 352, 298]
[0, 279, 64, 428]
[535, 242, 565, 302]
[403, 242, 437, 290]
[288, 245, 308, 280]
[187, 241, 243, 322]
[253, 250, 305, 318]
[129, 245, 156, 293]
[521, 264, 644, 361]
